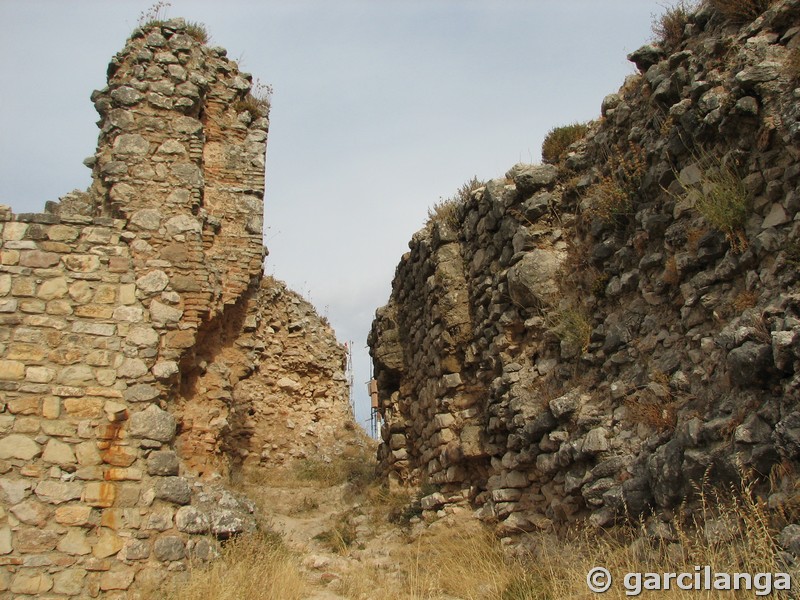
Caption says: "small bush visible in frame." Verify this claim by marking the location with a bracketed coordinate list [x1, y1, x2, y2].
[427, 176, 484, 229]
[652, 1, 696, 48]
[709, 0, 776, 23]
[541, 122, 590, 164]
[185, 21, 209, 44]
[234, 80, 273, 119]
[550, 307, 592, 353]
[584, 142, 646, 225]
[692, 159, 751, 251]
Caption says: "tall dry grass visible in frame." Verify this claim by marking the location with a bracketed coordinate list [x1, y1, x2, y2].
[339, 481, 792, 600]
[162, 532, 306, 600]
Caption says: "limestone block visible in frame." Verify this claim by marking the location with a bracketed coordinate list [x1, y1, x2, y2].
[73, 442, 101, 468]
[52, 569, 87, 595]
[164, 214, 201, 236]
[113, 305, 144, 322]
[116, 357, 149, 379]
[37, 277, 68, 300]
[0, 526, 10, 554]
[129, 208, 163, 230]
[176, 505, 210, 534]
[129, 404, 176, 442]
[17, 528, 60, 552]
[64, 397, 104, 418]
[120, 538, 150, 560]
[127, 325, 159, 348]
[147, 450, 180, 476]
[58, 528, 93, 555]
[0, 478, 31, 503]
[35, 480, 83, 504]
[136, 269, 169, 294]
[19, 250, 60, 268]
[55, 505, 95, 526]
[27, 366, 55, 384]
[506, 248, 566, 309]
[110, 86, 144, 105]
[0, 360, 25, 381]
[124, 383, 160, 403]
[150, 300, 182, 324]
[154, 535, 186, 561]
[83, 482, 116, 508]
[64, 254, 101, 272]
[0, 433, 40, 459]
[42, 438, 77, 465]
[58, 364, 95, 386]
[47, 225, 79, 242]
[94, 528, 124, 558]
[6, 396, 40, 415]
[153, 477, 191, 505]
[10, 572, 53, 595]
[10, 498, 51, 525]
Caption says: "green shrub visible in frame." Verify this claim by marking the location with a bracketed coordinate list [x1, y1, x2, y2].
[541, 122, 590, 164]
[652, 1, 696, 48]
[549, 307, 592, 353]
[708, 0, 776, 23]
[692, 158, 751, 251]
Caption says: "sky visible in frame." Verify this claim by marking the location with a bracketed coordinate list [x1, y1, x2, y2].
[0, 0, 666, 433]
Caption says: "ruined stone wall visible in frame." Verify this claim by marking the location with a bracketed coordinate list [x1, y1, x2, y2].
[370, 0, 800, 534]
[0, 19, 352, 598]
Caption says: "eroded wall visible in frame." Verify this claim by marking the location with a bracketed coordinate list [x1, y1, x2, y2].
[370, 0, 800, 534]
[0, 19, 352, 598]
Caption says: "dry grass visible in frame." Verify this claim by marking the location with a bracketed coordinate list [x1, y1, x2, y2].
[427, 176, 484, 229]
[584, 142, 646, 225]
[163, 532, 306, 600]
[709, 0, 777, 23]
[652, 1, 696, 48]
[234, 80, 273, 119]
[336, 480, 790, 600]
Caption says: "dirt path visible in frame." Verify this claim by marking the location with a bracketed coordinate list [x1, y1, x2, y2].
[255, 482, 408, 599]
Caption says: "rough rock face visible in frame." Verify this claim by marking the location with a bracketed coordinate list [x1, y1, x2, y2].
[0, 20, 352, 597]
[370, 0, 800, 533]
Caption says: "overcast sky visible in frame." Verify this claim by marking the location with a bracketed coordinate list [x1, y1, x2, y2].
[0, 0, 665, 432]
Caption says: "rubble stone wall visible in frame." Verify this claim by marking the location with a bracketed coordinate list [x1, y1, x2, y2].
[370, 0, 800, 534]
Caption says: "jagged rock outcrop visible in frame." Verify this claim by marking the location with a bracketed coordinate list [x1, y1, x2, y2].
[370, 0, 800, 533]
[0, 19, 353, 597]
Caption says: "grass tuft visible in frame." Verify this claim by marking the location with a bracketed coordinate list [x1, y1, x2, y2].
[652, 1, 696, 48]
[163, 531, 306, 600]
[691, 156, 751, 252]
[427, 176, 484, 229]
[234, 80, 273, 119]
[541, 122, 590, 164]
[708, 0, 777, 23]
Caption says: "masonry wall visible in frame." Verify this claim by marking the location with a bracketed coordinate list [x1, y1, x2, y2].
[370, 0, 800, 535]
[0, 19, 352, 598]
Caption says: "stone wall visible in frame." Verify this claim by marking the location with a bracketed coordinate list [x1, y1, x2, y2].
[0, 20, 352, 598]
[370, 0, 800, 534]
